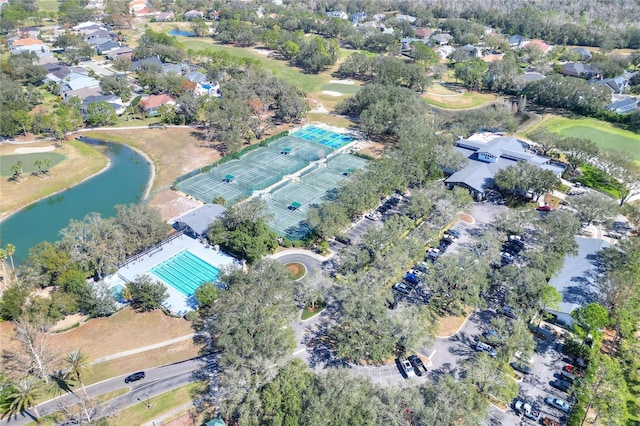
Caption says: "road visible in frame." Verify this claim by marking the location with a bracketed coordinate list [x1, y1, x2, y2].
[1, 358, 206, 425]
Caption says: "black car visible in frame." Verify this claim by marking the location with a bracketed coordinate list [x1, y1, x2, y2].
[124, 371, 146, 383]
[408, 355, 427, 376]
[510, 361, 532, 375]
[551, 379, 572, 393]
[445, 229, 461, 239]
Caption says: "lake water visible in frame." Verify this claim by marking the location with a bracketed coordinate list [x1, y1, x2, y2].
[167, 29, 196, 37]
[0, 138, 151, 265]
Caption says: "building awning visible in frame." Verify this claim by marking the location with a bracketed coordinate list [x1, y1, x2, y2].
[223, 174, 234, 182]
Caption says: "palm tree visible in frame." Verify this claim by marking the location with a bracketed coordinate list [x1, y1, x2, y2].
[33, 159, 43, 176]
[65, 350, 90, 395]
[0, 248, 7, 291]
[41, 158, 52, 175]
[6, 377, 43, 421]
[4, 244, 15, 270]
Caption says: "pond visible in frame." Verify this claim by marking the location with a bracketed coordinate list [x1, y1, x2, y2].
[168, 29, 196, 37]
[0, 138, 151, 265]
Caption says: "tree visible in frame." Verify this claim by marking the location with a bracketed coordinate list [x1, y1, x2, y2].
[463, 353, 518, 402]
[454, 58, 488, 91]
[296, 36, 338, 73]
[5, 377, 43, 421]
[113, 204, 170, 255]
[493, 161, 558, 198]
[411, 42, 439, 66]
[191, 19, 208, 37]
[0, 284, 28, 320]
[260, 359, 313, 425]
[100, 75, 132, 101]
[11, 110, 31, 136]
[125, 275, 168, 311]
[537, 284, 561, 326]
[568, 192, 618, 225]
[64, 350, 90, 395]
[598, 149, 640, 206]
[81, 281, 117, 318]
[527, 128, 559, 157]
[555, 137, 599, 175]
[9, 161, 25, 181]
[421, 375, 488, 425]
[571, 303, 609, 345]
[281, 40, 299, 59]
[194, 281, 219, 309]
[12, 316, 57, 383]
[85, 102, 117, 127]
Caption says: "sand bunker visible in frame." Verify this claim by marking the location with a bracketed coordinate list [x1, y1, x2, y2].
[14, 146, 56, 154]
[322, 91, 343, 97]
[329, 79, 356, 85]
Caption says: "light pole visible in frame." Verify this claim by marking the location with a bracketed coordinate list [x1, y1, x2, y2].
[138, 392, 152, 410]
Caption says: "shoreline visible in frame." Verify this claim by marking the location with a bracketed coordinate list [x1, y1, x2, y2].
[0, 136, 158, 223]
[0, 142, 112, 223]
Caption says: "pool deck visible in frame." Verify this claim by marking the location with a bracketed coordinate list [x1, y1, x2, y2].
[113, 234, 239, 313]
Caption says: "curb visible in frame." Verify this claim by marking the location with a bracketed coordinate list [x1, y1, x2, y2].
[436, 312, 473, 339]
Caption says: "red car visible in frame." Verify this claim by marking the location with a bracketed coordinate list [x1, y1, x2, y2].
[537, 205, 552, 212]
[563, 365, 584, 378]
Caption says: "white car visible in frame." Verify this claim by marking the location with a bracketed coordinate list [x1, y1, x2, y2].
[514, 351, 534, 364]
[545, 397, 571, 412]
[399, 357, 415, 378]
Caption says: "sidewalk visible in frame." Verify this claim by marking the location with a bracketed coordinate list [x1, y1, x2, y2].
[91, 334, 195, 364]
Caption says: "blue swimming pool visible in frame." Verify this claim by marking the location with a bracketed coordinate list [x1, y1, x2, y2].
[292, 126, 353, 149]
[150, 250, 219, 297]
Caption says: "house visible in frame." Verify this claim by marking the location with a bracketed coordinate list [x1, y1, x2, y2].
[184, 9, 204, 20]
[96, 41, 120, 54]
[185, 71, 221, 97]
[395, 14, 417, 23]
[357, 21, 385, 32]
[105, 46, 134, 60]
[82, 95, 126, 115]
[18, 26, 40, 38]
[605, 98, 639, 114]
[44, 62, 72, 82]
[524, 71, 545, 83]
[593, 71, 635, 94]
[432, 33, 453, 45]
[326, 10, 348, 20]
[546, 237, 608, 326]
[436, 45, 455, 59]
[204, 416, 226, 426]
[10, 38, 50, 56]
[60, 72, 100, 92]
[455, 44, 482, 59]
[128, 0, 147, 13]
[131, 56, 163, 71]
[561, 62, 601, 79]
[350, 12, 366, 25]
[162, 63, 186, 75]
[569, 47, 592, 60]
[72, 21, 103, 30]
[401, 37, 429, 51]
[526, 39, 553, 55]
[444, 134, 566, 200]
[508, 34, 530, 48]
[482, 53, 504, 63]
[139, 94, 177, 116]
[155, 11, 174, 22]
[173, 204, 226, 238]
[372, 13, 386, 21]
[63, 86, 102, 101]
[414, 28, 434, 39]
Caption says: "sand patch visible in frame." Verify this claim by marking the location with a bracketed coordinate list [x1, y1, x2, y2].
[252, 48, 274, 56]
[329, 79, 356, 85]
[13, 146, 56, 154]
[322, 91, 343, 97]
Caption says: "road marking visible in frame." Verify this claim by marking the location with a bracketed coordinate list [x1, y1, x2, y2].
[293, 348, 307, 355]
[428, 350, 436, 359]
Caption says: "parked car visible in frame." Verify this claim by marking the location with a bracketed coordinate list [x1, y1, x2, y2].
[545, 397, 571, 412]
[537, 205, 552, 212]
[499, 306, 518, 319]
[148, 123, 166, 129]
[510, 361, 532, 375]
[500, 251, 514, 263]
[408, 355, 427, 376]
[445, 229, 461, 239]
[514, 399, 540, 421]
[404, 273, 421, 286]
[398, 357, 415, 378]
[414, 261, 430, 273]
[563, 364, 585, 378]
[481, 329, 502, 346]
[551, 379, 572, 393]
[475, 341, 497, 357]
[514, 351, 534, 364]
[124, 371, 145, 383]
[541, 415, 561, 426]
[393, 282, 411, 295]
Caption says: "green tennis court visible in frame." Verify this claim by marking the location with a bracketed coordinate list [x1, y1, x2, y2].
[241, 146, 308, 176]
[175, 172, 249, 205]
[269, 136, 334, 161]
[267, 154, 369, 240]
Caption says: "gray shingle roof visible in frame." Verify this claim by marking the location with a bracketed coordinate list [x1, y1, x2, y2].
[174, 204, 226, 236]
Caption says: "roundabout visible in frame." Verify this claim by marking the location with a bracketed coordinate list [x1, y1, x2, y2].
[285, 262, 307, 280]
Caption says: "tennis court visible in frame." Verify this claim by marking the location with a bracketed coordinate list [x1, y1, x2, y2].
[176, 172, 249, 205]
[268, 136, 333, 161]
[210, 160, 282, 191]
[291, 126, 354, 150]
[241, 145, 308, 175]
[267, 154, 369, 240]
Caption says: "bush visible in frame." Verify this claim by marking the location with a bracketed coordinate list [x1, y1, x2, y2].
[185, 310, 197, 321]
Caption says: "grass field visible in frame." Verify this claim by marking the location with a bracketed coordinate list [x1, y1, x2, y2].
[0, 152, 65, 176]
[422, 85, 498, 110]
[526, 115, 640, 160]
[36, 0, 58, 13]
[109, 382, 202, 426]
[321, 83, 361, 94]
[0, 140, 107, 220]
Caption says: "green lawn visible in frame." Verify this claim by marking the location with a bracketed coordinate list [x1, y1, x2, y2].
[176, 38, 329, 92]
[527, 116, 640, 160]
[1, 153, 65, 176]
[36, 0, 58, 13]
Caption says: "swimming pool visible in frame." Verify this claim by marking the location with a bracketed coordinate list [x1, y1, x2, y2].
[150, 250, 220, 297]
[292, 126, 354, 150]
